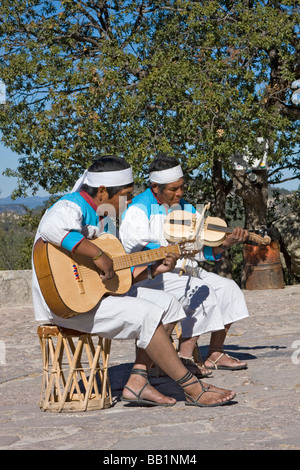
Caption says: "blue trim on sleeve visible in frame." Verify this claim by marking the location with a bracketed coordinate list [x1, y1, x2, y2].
[203, 246, 221, 262]
[143, 242, 161, 251]
[179, 199, 196, 213]
[61, 232, 85, 252]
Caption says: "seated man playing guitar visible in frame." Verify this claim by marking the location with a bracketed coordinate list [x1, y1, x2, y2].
[120, 155, 250, 375]
[32, 155, 236, 408]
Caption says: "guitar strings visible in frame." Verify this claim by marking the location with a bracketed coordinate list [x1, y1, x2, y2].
[73, 244, 181, 275]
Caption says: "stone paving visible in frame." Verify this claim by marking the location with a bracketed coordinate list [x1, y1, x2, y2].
[0, 282, 300, 451]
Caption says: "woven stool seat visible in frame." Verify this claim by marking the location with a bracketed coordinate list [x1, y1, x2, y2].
[38, 324, 112, 412]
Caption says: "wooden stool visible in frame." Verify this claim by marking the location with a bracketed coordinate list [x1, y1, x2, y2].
[38, 325, 112, 412]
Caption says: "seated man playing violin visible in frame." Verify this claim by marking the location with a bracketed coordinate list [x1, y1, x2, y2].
[120, 155, 250, 375]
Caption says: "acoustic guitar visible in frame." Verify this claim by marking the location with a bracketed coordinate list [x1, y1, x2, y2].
[33, 233, 200, 319]
[164, 210, 271, 246]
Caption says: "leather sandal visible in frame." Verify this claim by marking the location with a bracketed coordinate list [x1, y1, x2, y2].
[179, 355, 212, 378]
[176, 371, 236, 408]
[121, 368, 175, 407]
[206, 352, 248, 371]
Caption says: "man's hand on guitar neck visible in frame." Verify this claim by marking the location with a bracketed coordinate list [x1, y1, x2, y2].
[213, 227, 249, 255]
[132, 252, 180, 284]
[73, 238, 115, 280]
[152, 252, 180, 276]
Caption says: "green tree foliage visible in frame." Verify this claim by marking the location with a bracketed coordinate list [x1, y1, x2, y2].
[0, 1, 299, 224]
[0, 210, 36, 269]
[0, 196, 60, 270]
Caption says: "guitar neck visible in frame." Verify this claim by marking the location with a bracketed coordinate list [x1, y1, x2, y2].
[206, 224, 270, 245]
[206, 223, 234, 235]
[113, 244, 181, 271]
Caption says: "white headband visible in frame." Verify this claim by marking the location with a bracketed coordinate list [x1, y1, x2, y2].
[149, 164, 184, 184]
[71, 167, 134, 192]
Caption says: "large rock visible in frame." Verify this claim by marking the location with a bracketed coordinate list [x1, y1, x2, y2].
[274, 211, 300, 278]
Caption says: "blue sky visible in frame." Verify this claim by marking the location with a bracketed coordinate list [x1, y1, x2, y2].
[0, 145, 23, 198]
[0, 143, 49, 198]
[0, 141, 299, 199]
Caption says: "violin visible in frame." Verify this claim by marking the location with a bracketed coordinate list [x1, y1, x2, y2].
[164, 210, 271, 247]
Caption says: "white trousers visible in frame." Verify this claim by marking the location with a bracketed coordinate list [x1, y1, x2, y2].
[34, 282, 185, 350]
[137, 267, 249, 338]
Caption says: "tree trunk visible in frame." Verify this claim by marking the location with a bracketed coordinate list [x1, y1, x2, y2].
[206, 159, 233, 278]
[211, 159, 227, 219]
[207, 163, 269, 283]
[232, 169, 268, 229]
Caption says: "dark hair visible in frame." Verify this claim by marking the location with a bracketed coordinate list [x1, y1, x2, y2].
[81, 155, 133, 198]
[149, 155, 180, 173]
[148, 155, 181, 191]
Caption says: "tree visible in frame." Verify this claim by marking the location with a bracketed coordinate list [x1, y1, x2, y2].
[0, 210, 36, 269]
[0, 1, 299, 229]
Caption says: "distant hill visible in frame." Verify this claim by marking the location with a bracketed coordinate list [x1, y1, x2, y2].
[268, 186, 294, 196]
[0, 195, 50, 213]
[0, 185, 296, 214]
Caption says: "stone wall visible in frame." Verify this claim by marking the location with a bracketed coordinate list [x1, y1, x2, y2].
[0, 270, 33, 306]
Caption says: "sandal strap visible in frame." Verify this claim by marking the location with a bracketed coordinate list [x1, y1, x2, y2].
[175, 370, 194, 385]
[178, 353, 194, 361]
[176, 372, 225, 406]
[224, 353, 240, 362]
[130, 368, 148, 380]
[206, 352, 242, 369]
[178, 375, 211, 403]
[184, 383, 214, 405]
[206, 352, 225, 369]
[175, 370, 208, 393]
[123, 368, 149, 401]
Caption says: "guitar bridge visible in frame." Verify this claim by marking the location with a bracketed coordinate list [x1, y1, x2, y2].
[72, 263, 85, 294]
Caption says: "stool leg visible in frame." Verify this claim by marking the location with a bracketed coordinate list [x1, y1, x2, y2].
[100, 338, 112, 408]
[39, 332, 65, 410]
[39, 336, 48, 410]
[43, 334, 64, 410]
[58, 337, 84, 412]
[83, 337, 102, 411]
[83, 336, 112, 410]
[64, 336, 86, 402]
